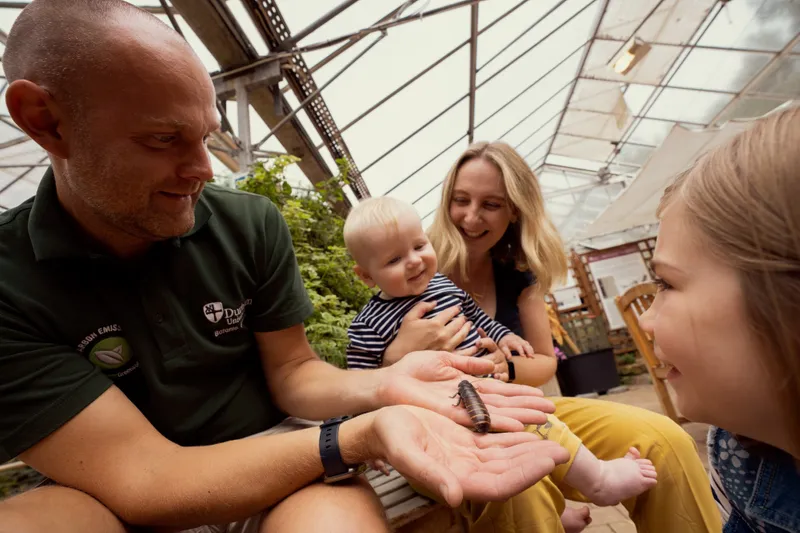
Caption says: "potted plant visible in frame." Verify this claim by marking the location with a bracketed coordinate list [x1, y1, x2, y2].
[555, 314, 620, 396]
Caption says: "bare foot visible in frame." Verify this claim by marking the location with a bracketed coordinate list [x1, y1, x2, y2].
[561, 506, 592, 533]
[588, 447, 658, 506]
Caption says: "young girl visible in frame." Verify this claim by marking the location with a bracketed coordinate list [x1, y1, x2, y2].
[641, 104, 800, 532]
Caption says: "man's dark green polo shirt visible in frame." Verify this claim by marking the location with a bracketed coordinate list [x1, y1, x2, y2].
[0, 169, 314, 462]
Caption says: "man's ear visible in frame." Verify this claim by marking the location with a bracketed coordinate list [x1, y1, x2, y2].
[353, 264, 376, 288]
[6, 80, 69, 159]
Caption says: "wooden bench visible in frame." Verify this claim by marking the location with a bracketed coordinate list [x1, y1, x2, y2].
[367, 467, 465, 532]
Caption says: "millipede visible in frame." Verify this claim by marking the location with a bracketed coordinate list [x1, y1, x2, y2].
[452, 379, 490, 433]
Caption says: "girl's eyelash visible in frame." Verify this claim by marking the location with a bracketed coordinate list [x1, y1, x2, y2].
[654, 277, 672, 291]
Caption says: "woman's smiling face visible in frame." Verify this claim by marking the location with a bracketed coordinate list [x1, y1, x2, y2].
[448, 157, 515, 256]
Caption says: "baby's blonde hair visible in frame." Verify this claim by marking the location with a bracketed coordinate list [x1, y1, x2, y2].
[343, 196, 421, 262]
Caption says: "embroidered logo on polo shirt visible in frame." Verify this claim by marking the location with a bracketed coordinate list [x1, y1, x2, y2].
[202, 299, 253, 337]
[76, 323, 139, 378]
[89, 337, 131, 369]
[203, 302, 224, 323]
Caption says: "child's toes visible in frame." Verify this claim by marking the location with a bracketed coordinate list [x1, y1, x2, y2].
[625, 447, 641, 460]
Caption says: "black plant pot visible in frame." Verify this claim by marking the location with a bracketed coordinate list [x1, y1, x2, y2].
[556, 347, 620, 397]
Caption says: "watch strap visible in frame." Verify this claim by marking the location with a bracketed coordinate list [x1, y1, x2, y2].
[320, 415, 352, 478]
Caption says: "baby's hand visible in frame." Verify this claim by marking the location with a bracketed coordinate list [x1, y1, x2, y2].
[367, 459, 390, 476]
[499, 334, 535, 358]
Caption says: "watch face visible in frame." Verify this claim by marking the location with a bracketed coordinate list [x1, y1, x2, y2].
[323, 463, 368, 484]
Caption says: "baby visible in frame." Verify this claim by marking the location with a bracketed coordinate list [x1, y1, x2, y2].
[343, 196, 657, 513]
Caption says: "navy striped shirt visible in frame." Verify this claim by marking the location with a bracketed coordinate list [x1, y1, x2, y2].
[346, 273, 512, 369]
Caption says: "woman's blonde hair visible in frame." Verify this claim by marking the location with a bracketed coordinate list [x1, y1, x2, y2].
[427, 141, 567, 294]
[658, 105, 800, 451]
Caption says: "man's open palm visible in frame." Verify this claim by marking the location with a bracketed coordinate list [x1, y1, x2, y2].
[371, 406, 569, 507]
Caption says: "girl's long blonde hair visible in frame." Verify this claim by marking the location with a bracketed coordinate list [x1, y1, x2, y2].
[427, 141, 567, 294]
[659, 104, 800, 451]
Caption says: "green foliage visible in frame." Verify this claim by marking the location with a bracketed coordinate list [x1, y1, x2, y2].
[237, 156, 373, 368]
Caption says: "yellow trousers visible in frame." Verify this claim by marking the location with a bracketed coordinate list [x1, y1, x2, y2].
[455, 397, 721, 532]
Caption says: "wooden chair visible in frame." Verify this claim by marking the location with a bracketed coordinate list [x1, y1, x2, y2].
[615, 282, 688, 425]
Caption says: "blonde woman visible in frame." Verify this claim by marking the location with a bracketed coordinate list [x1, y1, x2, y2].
[641, 105, 800, 531]
[385, 141, 721, 532]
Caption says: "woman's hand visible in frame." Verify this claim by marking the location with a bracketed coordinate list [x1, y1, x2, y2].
[382, 301, 472, 365]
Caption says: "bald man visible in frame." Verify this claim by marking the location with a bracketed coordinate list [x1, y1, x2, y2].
[0, 1, 569, 532]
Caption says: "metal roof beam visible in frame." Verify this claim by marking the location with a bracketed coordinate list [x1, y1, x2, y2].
[284, 0, 362, 49]
[467, 2, 479, 143]
[576, 76, 743, 96]
[241, 0, 372, 201]
[594, 37, 797, 56]
[169, 0, 348, 210]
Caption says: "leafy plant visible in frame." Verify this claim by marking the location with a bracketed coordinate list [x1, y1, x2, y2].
[237, 156, 373, 368]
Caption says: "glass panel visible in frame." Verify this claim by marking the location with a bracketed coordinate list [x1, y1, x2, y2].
[698, 0, 800, 52]
[0, 169, 15, 191]
[628, 118, 675, 146]
[545, 154, 606, 171]
[669, 48, 773, 92]
[0, 179, 37, 209]
[621, 84, 656, 116]
[476, 0, 598, 86]
[227, 3, 269, 56]
[551, 134, 614, 161]
[478, 0, 568, 62]
[0, 141, 48, 165]
[597, 0, 714, 45]
[646, 87, 733, 123]
[0, 9, 22, 33]
[276, 0, 457, 49]
[608, 163, 640, 176]
[515, 118, 559, 162]
[614, 143, 652, 166]
[0, 121, 22, 143]
[308, 5, 469, 204]
[569, 79, 622, 113]
[751, 56, 800, 98]
[545, 202, 575, 217]
[491, 83, 572, 149]
[714, 98, 783, 123]
[538, 171, 570, 191]
[560, 110, 631, 141]
[474, 52, 578, 144]
[582, 40, 683, 86]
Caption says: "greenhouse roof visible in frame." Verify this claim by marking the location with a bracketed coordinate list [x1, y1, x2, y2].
[0, 0, 797, 243]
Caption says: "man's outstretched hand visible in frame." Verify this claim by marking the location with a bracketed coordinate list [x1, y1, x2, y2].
[365, 405, 569, 507]
[378, 350, 556, 432]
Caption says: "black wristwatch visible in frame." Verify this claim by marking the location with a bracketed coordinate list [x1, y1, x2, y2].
[319, 415, 367, 483]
